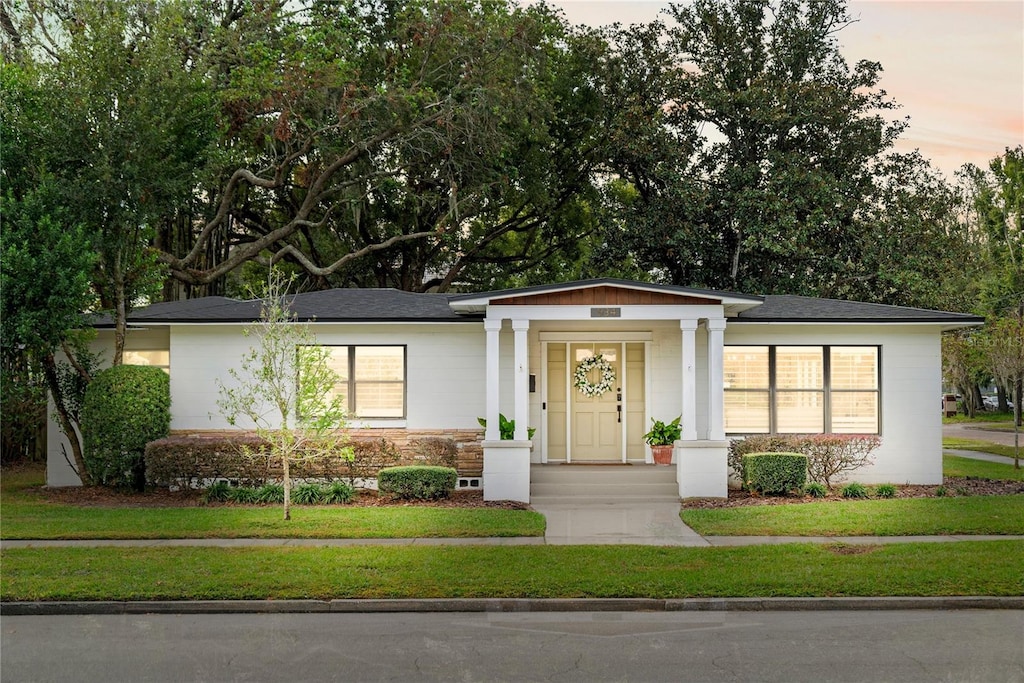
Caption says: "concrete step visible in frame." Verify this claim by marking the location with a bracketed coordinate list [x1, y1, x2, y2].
[530, 481, 679, 498]
[529, 464, 679, 503]
[531, 495, 680, 505]
[530, 465, 675, 484]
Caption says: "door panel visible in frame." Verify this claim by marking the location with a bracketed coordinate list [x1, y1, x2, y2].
[570, 343, 621, 460]
[547, 344, 567, 459]
[625, 343, 646, 459]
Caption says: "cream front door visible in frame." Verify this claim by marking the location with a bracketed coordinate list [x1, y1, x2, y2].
[570, 343, 622, 461]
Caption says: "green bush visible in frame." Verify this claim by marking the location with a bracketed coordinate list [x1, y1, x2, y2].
[378, 466, 457, 500]
[228, 486, 259, 504]
[81, 365, 170, 491]
[322, 480, 355, 504]
[803, 482, 828, 498]
[841, 482, 869, 499]
[874, 483, 897, 498]
[935, 485, 948, 498]
[743, 452, 807, 495]
[202, 481, 233, 503]
[254, 483, 285, 504]
[291, 482, 325, 505]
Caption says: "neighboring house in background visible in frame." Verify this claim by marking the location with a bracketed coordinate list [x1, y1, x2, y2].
[47, 279, 983, 501]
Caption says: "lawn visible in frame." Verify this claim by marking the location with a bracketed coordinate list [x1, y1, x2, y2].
[2, 541, 1021, 601]
[944, 439, 1024, 472]
[681, 496, 1024, 536]
[680, 454, 1024, 537]
[942, 412, 1015, 424]
[0, 467, 545, 540]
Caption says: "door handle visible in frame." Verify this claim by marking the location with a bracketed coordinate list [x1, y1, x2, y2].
[617, 404, 622, 423]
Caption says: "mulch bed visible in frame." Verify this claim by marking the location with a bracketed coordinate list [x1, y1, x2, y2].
[34, 484, 530, 510]
[683, 476, 1024, 509]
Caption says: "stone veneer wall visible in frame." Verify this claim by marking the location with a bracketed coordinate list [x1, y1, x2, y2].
[169, 428, 485, 476]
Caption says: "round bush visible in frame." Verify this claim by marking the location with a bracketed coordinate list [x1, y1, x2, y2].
[742, 452, 807, 495]
[81, 364, 170, 491]
[378, 466, 457, 500]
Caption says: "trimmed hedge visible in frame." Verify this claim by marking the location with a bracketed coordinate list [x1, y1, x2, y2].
[145, 435, 387, 489]
[81, 365, 170, 490]
[378, 466, 457, 500]
[729, 434, 880, 488]
[743, 452, 807, 495]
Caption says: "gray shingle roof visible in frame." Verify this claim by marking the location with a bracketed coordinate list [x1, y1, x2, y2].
[107, 290, 477, 325]
[736, 295, 984, 324]
[447, 278, 762, 303]
[102, 284, 982, 327]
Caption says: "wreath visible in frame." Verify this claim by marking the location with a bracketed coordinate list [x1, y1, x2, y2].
[573, 354, 615, 398]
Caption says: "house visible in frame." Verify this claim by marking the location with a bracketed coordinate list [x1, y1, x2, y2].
[47, 278, 983, 501]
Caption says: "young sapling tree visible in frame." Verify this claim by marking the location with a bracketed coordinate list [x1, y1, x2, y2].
[217, 270, 351, 519]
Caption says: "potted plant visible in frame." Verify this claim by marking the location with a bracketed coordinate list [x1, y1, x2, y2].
[644, 417, 681, 466]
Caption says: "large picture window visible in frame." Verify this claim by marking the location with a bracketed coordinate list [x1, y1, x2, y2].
[724, 346, 879, 434]
[324, 346, 406, 418]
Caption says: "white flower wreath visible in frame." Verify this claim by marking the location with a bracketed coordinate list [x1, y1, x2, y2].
[573, 354, 616, 398]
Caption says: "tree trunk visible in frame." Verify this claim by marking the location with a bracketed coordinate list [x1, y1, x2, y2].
[282, 456, 291, 520]
[113, 267, 127, 366]
[41, 352, 91, 485]
[1016, 379, 1022, 469]
[997, 385, 1009, 412]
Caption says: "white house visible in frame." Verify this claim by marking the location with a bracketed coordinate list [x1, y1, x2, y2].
[47, 279, 983, 501]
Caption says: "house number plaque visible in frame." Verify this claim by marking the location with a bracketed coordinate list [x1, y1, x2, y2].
[591, 307, 621, 318]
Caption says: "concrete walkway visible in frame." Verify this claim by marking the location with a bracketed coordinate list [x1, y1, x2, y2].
[944, 448, 1021, 465]
[526, 501, 710, 546]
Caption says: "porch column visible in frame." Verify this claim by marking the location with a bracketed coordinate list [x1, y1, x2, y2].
[680, 319, 698, 441]
[512, 319, 530, 441]
[484, 318, 502, 441]
[706, 318, 727, 441]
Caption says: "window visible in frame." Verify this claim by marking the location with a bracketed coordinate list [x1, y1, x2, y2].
[724, 346, 879, 434]
[123, 350, 170, 374]
[323, 346, 405, 418]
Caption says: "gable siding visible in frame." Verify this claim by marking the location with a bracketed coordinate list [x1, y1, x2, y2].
[490, 286, 720, 307]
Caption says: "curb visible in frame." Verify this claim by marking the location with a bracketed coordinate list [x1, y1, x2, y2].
[3, 596, 1022, 616]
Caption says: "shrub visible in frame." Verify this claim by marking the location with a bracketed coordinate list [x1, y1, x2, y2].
[291, 482, 326, 505]
[411, 437, 459, 468]
[322, 480, 355, 504]
[935, 485, 948, 497]
[378, 466, 457, 500]
[729, 434, 880, 489]
[841, 482, 869, 499]
[202, 481, 233, 503]
[145, 436, 362, 489]
[728, 435, 802, 479]
[803, 482, 828, 498]
[802, 435, 881, 489]
[874, 483, 897, 498]
[743, 452, 807, 495]
[255, 483, 285, 504]
[345, 438, 402, 483]
[228, 486, 259, 504]
[81, 365, 170, 491]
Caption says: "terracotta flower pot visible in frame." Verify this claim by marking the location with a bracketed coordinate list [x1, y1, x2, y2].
[651, 445, 674, 466]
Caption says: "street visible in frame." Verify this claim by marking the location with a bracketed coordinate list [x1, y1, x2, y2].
[2, 610, 1022, 682]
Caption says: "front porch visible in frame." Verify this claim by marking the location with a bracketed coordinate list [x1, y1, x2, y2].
[448, 280, 761, 503]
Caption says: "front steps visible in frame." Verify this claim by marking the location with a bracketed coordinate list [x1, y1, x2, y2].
[529, 464, 679, 504]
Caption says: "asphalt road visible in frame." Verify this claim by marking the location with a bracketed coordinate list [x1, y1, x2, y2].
[3, 610, 1022, 682]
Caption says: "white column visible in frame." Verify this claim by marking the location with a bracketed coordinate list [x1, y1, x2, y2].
[706, 318, 727, 441]
[512, 319, 530, 441]
[484, 318, 503, 441]
[680, 320, 698, 441]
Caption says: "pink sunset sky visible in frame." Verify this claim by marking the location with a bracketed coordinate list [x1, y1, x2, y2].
[547, 0, 1024, 179]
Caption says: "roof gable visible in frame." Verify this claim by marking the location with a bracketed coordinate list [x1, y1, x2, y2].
[490, 285, 721, 307]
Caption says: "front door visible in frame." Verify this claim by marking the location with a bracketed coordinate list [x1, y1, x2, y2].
[570, 343, 622, 460]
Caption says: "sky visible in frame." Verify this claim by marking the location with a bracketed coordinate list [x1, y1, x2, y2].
[547, 0, 1024, 179]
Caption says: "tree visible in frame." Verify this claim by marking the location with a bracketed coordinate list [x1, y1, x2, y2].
[603, 0, 911, 296]
[216, 271, 350, 520]
[0, 184, 97, 482]
[2, 0, 217, 361]
[983, 313, 1024, 468]
[942, 331, 989, 419]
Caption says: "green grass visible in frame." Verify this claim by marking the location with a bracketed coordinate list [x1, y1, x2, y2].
[2, 541, 1021, 601]
[942, 411, 1015, 424]
[943, 454, 1024, 480]
[943, 439, 1024, 470]
[681, 495, 1024, 536]
[0, 467, 545, 540]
